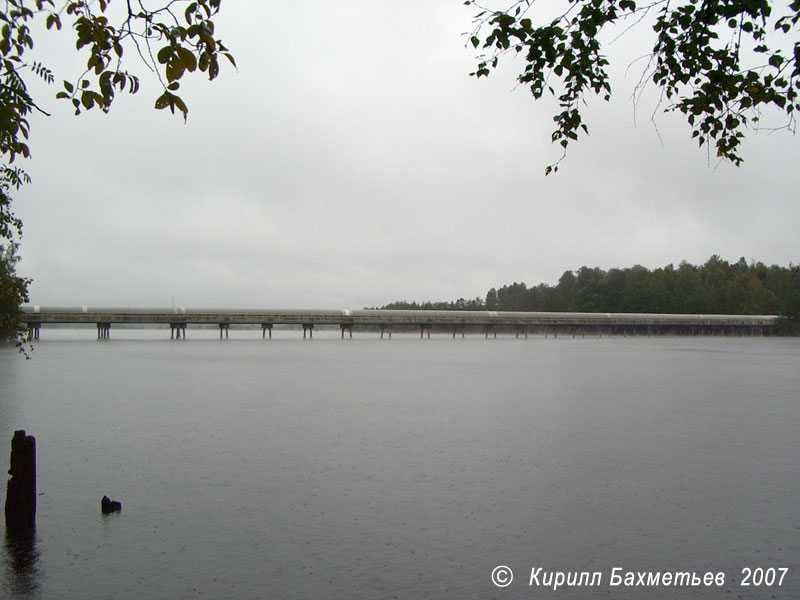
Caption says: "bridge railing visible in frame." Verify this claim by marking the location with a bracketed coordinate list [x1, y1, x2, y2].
[19, 305, 780, 329]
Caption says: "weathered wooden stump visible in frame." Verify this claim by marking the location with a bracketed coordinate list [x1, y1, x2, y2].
[5, 430, 36, 533]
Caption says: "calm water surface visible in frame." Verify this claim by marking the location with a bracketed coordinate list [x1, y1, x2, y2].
[1, 330, 798, 599]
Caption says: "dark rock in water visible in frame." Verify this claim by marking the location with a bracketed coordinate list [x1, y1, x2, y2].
[101, 495, 122, 514]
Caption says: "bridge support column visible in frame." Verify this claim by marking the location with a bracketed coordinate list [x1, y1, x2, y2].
[170, 323, 186, 339]
[96, 323, 110, 339]
[27, 323, 40, 340]
[340, 324, 353, 339]
[380, 325, 392, 339]
[219, 324, 229, 339]
[261, 324, 272, 339]
[303, 324, 314, 339]
[420, 325, 431, 339]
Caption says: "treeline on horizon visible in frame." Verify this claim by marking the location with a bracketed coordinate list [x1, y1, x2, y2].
[378, 256, 800, 318]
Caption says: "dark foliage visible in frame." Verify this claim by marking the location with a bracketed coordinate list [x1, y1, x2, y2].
[380, 256, 800, 319]
[0, 243, 29, 344]
[468, 0, 800, 173]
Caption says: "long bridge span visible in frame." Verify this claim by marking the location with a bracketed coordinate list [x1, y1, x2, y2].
[20, 306, 780, 340]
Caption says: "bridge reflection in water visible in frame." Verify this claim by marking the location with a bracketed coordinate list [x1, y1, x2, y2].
[20, 306, 780, 340]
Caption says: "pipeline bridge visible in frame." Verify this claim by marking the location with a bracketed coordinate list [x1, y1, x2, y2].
[20, 306, 780, 340]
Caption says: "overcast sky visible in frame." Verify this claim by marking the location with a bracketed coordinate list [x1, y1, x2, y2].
[14, 1, 800, 309]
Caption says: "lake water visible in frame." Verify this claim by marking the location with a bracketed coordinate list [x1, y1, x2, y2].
[1, 329, 799, 599]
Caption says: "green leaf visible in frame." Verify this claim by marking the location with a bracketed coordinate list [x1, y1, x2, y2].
[154, 92, 171, 110]
[46, 13, 61, 30]
[176, 46, 197, 72]
[81, 90, 94, 110]
[173, 95, 188, 121]
[157, 46, 172, 64]
[185, 2, 198, 23]
[166, 62, 185, 82]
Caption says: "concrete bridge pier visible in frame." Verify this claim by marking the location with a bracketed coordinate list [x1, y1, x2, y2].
[420, 324, 432, 339]
[485, 326, 497, 339]
[452, 325, 465, 339]
[170, 322, 186, 339]
[261, 324, 273, 339]
[27, 323, 40, 340]
[340, 324, 353, 339]
[380, 325, 392, 339]
[219, 324, 229, 339]
[96, 322, 110, 339]
[303, 324, 314, 339]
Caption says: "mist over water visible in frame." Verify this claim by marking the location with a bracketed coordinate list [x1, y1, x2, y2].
[2, 330, 799, 599]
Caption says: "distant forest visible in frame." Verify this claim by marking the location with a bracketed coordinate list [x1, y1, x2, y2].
[379, 256, 800, 318]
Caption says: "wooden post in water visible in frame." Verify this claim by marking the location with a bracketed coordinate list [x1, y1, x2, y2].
[5, 430, 36, 533]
